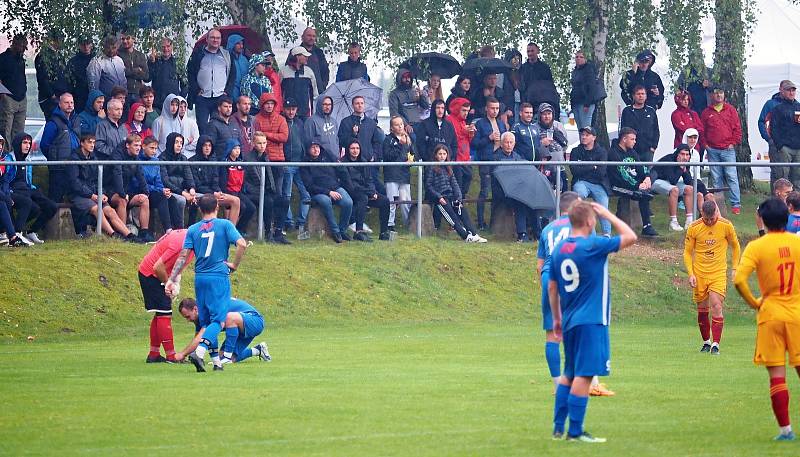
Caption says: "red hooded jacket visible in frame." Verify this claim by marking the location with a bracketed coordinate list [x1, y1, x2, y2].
[670, 92, 704, 150]
[701, 102, 742, 149]
[125, 102, 153, 139]
[253, 93, 289, 161]
[446, 97, 474, 162]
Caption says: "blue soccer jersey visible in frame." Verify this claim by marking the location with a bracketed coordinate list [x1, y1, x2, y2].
[787, 214, 800, 234]
[184, 218, 242, 275]
[229, 298, 261, 316]
[537, 216, 572, 270]
[548, 235, 621, 332]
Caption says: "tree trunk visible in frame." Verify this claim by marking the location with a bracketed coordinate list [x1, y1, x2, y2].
[585, 0, 611, 149]
[224, 0, 274, 52]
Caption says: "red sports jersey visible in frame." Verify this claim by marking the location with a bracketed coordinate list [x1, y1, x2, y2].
[138, 229, 194, 277]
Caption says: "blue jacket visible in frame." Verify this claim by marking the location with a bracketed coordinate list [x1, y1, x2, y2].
[471, 117, 508, 161]
[139, 152, 164, 193]
[78, 89, 106, 135]
[40, 107, 81, 162]
[7, 133, 37, 192]
[758, 92, 781, 142]
[226, 34, 249, 101]
[512, 120, 536, 161]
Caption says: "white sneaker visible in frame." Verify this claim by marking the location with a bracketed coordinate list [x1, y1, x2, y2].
[465, 234, 480, 243]
[669, 220, 684, 232]
[362, 223, 373, 234]
[16, 234, 34, 246]
[685, 216, 694, 226]
[25, 232, 44, 244]
[0, 233, 8, 246]
[256, 342, 272, 361]
[474, 234, 488, 243]
[348, 223, 357, 233]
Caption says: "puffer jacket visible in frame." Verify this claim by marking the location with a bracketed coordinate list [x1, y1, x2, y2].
[253, 93, 289, 161]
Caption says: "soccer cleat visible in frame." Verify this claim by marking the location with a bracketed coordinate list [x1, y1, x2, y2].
[731, 206, 741, 215]
[552, 431, 564, 440]
[25, 232, 44, 244]
[773, 431, 796, 441]
[213, 364, 224, 371]
[566, 432, 607, 443]
[669, 220, 684, 232]
[710, 345, 720, 355]
[146, 355, 167, 363]
[219, 357, 233, 365]
[590, 383, 615, 396]
[188, 353, 206, 372]
[256, 342, 272, 361]
[700, 343, 712, 353]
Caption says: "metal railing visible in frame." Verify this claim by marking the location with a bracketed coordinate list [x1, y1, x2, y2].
[2, 159, 772, 239]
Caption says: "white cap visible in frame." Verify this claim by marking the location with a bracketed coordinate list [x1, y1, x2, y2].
[290, 46, 312, 57]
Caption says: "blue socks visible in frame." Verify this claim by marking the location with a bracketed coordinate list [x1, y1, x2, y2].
[236, 348, 254, 362]
[567, 394, 589, 437]
[545, 342, 561, 378]
[553, 383, 571, 434]
[223, 325, 240, 357]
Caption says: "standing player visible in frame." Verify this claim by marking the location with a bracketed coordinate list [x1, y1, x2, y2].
[166, 194, 248, 372]
[138, 229, 193, 363]
[683, 200, 741, 355]
[174, 297, 271, 364]
[734, 197, 800, 441]
[548, 202, 637, 442]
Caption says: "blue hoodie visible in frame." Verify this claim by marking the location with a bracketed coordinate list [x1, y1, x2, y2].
[79, 89, 106, 135]
[226, 34, 249, 101]
[138, 151, 164, 193]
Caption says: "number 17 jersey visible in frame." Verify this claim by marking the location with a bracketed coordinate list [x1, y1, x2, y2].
[738, 232, 800, 325]
[548, 235, 621, 332]
[184, 218, 242, 275]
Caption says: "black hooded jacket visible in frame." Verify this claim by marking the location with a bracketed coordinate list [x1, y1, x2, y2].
[300, 148, 348, 196]
[160, 132, 196, 193]
[415, 112, 457, 161]
[111, 140, 147, 195]
[9, 133, 34, 192]
[190, 136, 222, 194]
[619, 50, 665, 109]
[340, 152, 376, 198]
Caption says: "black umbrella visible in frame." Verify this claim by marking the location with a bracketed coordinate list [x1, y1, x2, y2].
[461, 57, 512, 77]
[400, 52, 462, 79]
[492, 165, 557, 212]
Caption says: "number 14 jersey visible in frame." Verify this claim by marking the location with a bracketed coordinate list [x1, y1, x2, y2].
[738, 232, 800, 324]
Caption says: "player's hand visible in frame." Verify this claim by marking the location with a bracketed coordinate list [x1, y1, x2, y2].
[174, 352, 185, 362]
[164, 279, 177, 298]
[730, 269, 736, 281]
[689, 275, 697, 288]
[553, 320, 563, 340]
[225, 261, 237, 272]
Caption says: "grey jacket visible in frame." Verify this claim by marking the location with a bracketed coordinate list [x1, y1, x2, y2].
[304, 97, 340, 161]
[87, 54, 127, 97]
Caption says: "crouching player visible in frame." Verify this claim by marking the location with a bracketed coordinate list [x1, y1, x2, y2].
[548, 202, 637, 442]
[175, 297, 271, 365]
[734, 197, 800, 441]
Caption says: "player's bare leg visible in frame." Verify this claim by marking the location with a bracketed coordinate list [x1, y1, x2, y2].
[697, 297, 712, 352]
[708, 291, 724, 354]
[768, 365, 795, 440]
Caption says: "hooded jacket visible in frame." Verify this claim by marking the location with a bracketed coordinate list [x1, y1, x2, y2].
[338, 113, 384, 162]
[152, 94, 184, 154]
[240, 52, 274, 115]
[87, 52, 126, 97]
[226, 34, 249, 101]
[570, 59, 599, 106]
[40, 106, 81, 162]
[701, 102, 742, 149]
[570, 143, 609, 188]
[336, 58, 369, 82]
[186, 43, 236, 109]
[284, 114, 306, 162]
[78, 89, 106, 135]
[382, 133, 413, 184]
[111, 138, 147, 196]
[160, 132, 196, 193]
[771, 96, 800, 150]
[619, 50, 665, 109]
[300, 147, 347, 196]
[758, 93, 782, 142]
[445, 78, 475, 120]
[608, 142, 649, 191]
[620, 103, 660, 156]
[219, 139, 246, 193]
[304, 96, 340, 161]
[190, 136, 222, 194]
[138, 150, 165, 194]
[415, 107, 457, 161]
[530, 106, 568, 162]
[388, 69, 429, 125]
[8, 133, 36, 192]
[340, 150, 376, 198]
[117, 45, 149, 95]
[206, 110, 241, 160]
[446, 97, 473, 162]
[125, 102, 153, 139]
[253, 93, 289, 161]
[280, 62, 318, 119]
[671, 92, 705, 149]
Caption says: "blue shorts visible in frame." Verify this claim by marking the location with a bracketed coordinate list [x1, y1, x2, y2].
[563, 324, 610, 379]
[234, 311, 265, 359]
[195, 274, 231, 327]
[541, 271, 553, 331]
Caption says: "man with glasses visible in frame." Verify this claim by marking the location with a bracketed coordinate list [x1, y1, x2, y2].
[701, 86, 743, 214]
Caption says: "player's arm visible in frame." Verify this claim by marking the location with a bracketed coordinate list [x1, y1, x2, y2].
[756, 212, 765, 235]
[225, 238, 248, 272]
[536, 258, 544, 276]
[733, 253, 761, 310]
[175, 327, 206, 361]
[683, 230, 697, 287]
[548, 278, 562, 340]
[728, 226, 742, 280]
[165, 248, 191, 297]
[591, 202, 637, 248]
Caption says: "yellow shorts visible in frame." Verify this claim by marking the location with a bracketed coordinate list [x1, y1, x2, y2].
[754, 320, 800, 367]
[693, 274, 727, 303]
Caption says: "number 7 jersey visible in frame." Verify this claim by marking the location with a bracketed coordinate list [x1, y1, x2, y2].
[738, 232, 800, 324]
[184, 217, 243, 275]
[548, 235, 621, 332]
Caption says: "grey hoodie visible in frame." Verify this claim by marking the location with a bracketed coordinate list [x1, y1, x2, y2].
[304, 96, 339, 161]
[388, 68, 429, 125]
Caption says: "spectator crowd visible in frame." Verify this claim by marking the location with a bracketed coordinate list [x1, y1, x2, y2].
[0, 25, 794, 246]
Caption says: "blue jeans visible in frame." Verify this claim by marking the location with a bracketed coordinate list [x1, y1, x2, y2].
[311, 188, 353, 235]
[572, 180, 611, 234]
[194, 95, 220, 135]
[572, 104, 595, 130]
[706, 146, 741, 207]
[283, 166, 311, 226]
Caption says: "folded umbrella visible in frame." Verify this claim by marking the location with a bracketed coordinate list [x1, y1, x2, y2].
[400, 52, 462, 79]
[319, 79, 383, 126]
[492, 165, 557, 212]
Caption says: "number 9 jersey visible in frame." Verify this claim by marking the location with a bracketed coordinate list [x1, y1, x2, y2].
[548, 235, 621, 332]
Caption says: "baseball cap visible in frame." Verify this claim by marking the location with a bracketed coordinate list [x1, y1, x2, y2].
[780, 80, 797, 90]
[284, 98, 298, 108]
[290, 46, 312, 57]
[579, 126, 597, 136]
[685, 128, 699, 138]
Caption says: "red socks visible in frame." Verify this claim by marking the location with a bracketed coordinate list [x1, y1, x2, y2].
[149, 317, 160, 358]
[711, 317, 724, 344]
[770, 377, 791, 427]
[156, 315, 176, 360]
[697, 311, 710, 341]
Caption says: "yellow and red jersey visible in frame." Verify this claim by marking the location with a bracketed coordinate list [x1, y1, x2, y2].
[684, 217, 741, 278]
[737, 232, 800, 324]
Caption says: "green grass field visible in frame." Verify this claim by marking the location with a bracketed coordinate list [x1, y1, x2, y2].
[1, 185, 793, 456]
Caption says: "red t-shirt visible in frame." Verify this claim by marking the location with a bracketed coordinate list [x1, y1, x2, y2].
[138, 229, 194, 277]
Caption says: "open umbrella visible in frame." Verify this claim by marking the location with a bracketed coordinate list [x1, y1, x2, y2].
[400, 52, 462, 79]
[461, 57, 512, 77]
[193, 25, 267, 54]
[492, 165, 557, 212]
[127, 1, 184, 29]
[319, 79, 383, 126]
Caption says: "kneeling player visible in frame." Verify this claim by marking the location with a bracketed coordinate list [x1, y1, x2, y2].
[175, 297, 271, 367]
[735, 197, 800, 441]
[548, 202, 637, 442]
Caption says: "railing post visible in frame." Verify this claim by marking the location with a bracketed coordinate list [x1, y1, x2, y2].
[692, 164, 699, 218]
[416, 163, 423, 238]
[257, 164, 266, 241]
[555, 164, 562, 217]
[96, 165, 104, 237]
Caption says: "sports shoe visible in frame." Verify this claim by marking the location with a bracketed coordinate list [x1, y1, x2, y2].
[466, 234, 483, 243]
[0, 233, 8, 246]
[297, 227, 311, 240]
[361, 223, 373, 234]
[332, 232, 344, 243]
[354, 231, 373, 242]
[188, 352, 206, 372]
[552, 431, 564, 440]
[566, 432, 607, 443]
[685, 216, 694, 226]
[348, 222, 357, 233]
[256, 342, 272, 361]
[516, 233, 530, 242]
[25, 232, 44, 244]
[700, 343, 712, 353]
[16, 234, 35, 246]
[731, 206, 741, 215]
[474, 234, 488, 243]
[669, 220, 684, 231]
[270, 232, 292, 245]
[219, 357, 233, 365]
[8, 235, 30, 247]
[138, 230, 155, 243]
[212, 364, 224, 371]
[641, 224, 659, 237]
[379, 231, 392, 241]
[773, 431, 796, 441]
[678, 200, 686, 210]
[340, 232, 352, 241]
[710, 345, 720, 355]
[590, 383, 615, 396]
[146, 355, 167, 363]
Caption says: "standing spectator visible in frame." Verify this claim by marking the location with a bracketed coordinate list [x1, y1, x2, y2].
[139, 86, 159, 127]
[446, 75, 475, 120]
[420, 74, 444, 120]
[124, 102, 153, 139]
[570, 126, 611, 235]
[40, 93, 81, 216]
[471, 74, 508, 128]
[304, 96, 339, 161]
[7, 133, 57, 243]
[493, 133, 533, 241]
[147, 37, 184, 108]
[530, 103, 568, 189]
[0, 34, 28, 143]
[341, 139, 390, 241]
[66, 36, 95, 112]
[95, 99, 128, 162]
[187, 28, 237, 134]
[388, 69, 429, 134]
[240, 53, 273, 115]
[113, 134, 153, 242]
[512, 102, 536, 161]
[758, 83, 783, 189]
[177, 98, 199, 157]
[87, 35, 127, 98]
[152, 94, 181, 154]
[336, 42, 369, 82]
[252, 93, 289, 235]
[300, 141, 352, 243]
[230, 96, 254, 156]
[117, 33, 149, 103]
[206, 96, 241, 159]
[415, 99, 457, 162]
[620, 85, 660, 162]
[519, 43, 559, 113]
[219, 139, 256, 236]
[78, 90, 105, 135]
[140, 135, 184, 230]
[159, 132, 196, 226]
[297, 27, 329, 92]
[280, 47, 318, 119]
[500, 49, 523, 126]
[768, 80, 800, 190]
[471, 97, 507, 230]
[446, 97, 475, 196]
[701, 86, 743, 214]
[619, 50, 665, 110]
[189, 135, 241, 224]
[382, 116, 414, 231]
[241, 131, 291, 244]
[677, 65, 712, 115]
[608, 127, 659, 237]
[35, 31, 69, 120]
[225, 34, 249, 103]
[671, 90, 705, 152]
[570, 51, 599, 129]
[282, 99, 311, 237]
[338, 96, 385, 164]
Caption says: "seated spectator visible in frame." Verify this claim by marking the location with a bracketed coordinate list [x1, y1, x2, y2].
[446, 97, 475, 196]
[341, 139, 390, 241]
[786, 191, 800, 233]
[570, 126, 611, 235]
[651, 144, 709, 231]
[151, 94, 181, 154]
[300, 140, 353, 243]
[608, 127, 658, 237]
[336, 42, 370, 82]
[79, 90, 105, 135]
[471, 97, 507, 229]
[68, 133, 137, 240]
[426, 144, 487, 243]
[139, 135, 184, 230]
[139, 86, 159, 127]
[125, 102, 153, 139]
[177, 98, 199, 157]
[415, 99, 457, 161]
[241, 52, 274, 115]
[671, 90, 705, 152]
[241, 131, 291, 244]
[682, 128, 703, 179]
[493, 132, 533, 241]
[109, 85, 129, 120]
[383, 116, 414, 231]
[96, 98, 128, 162]
[159, 132, 197, 226]
[6, 133, 57, 243]
[530, 102, 568, 190]
[0, 136, 30, 247]
[219, 139, 256, 237]
[112, 134, 153, 242]
[189, 135, 241, 224]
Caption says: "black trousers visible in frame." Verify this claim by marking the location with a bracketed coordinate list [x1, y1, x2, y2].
[229, 191, 256, 233]
[352, 193, 389, 233]
[242, 191, 289, 234]
[148, 191, 184, 230]
[435, 201, 477, 239]
[11, 189, 57, 233]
